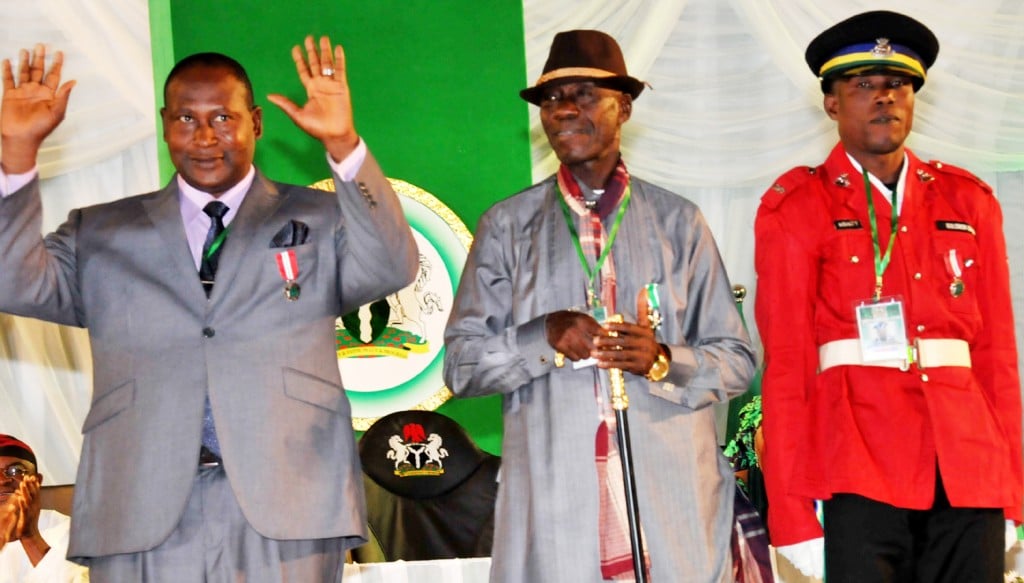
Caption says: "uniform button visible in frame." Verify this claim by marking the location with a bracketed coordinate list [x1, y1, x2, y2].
[851, 256, 860, 263]
[921, 373, 929, 382]
[202, 327, 215, 338]
[916, 324, 926, 332]
[900, 226, 908, 233]
[914, 273, 922, 280]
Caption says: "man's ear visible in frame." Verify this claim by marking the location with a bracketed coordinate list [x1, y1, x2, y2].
[619, 94, 633, 123]
[159, 107, 169, 141]
[251, 106, 264, 139]
[823, 93, 839, 121]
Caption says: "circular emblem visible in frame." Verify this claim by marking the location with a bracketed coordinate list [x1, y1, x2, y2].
[310, 177, 471, 430]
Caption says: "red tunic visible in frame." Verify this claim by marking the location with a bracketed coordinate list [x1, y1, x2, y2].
[755, 143, 1023, 545]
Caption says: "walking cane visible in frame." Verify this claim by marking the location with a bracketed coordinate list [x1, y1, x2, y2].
[606, 292, 656, 582]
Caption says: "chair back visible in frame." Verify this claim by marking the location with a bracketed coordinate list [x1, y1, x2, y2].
[352, 410, 499, 562]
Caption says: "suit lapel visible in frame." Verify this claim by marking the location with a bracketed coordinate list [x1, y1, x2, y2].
[208, 171, 284, 302]
[142, 181, 209, 302]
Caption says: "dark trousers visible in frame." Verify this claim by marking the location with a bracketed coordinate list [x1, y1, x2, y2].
[823, 474, 1003, 583]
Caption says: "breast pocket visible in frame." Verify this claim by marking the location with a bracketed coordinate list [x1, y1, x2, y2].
[821, 229, 876, 315]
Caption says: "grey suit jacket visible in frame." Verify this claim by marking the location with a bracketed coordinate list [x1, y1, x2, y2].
[0, 152, 418, 559]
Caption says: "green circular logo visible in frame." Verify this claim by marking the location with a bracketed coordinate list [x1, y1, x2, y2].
[311, 178, 470, 430]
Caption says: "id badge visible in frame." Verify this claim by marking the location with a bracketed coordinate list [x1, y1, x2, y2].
[572, 305, 607, 370]
[855, 297, 909, 362]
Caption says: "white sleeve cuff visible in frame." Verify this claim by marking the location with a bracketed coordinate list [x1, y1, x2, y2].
[0, 165, 38, 197]
[325, 138, 367, 183]
[776, 537, 824, 579]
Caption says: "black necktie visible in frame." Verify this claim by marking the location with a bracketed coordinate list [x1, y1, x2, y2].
[199, 201, 229, 461]
[199, 201, 229, 296]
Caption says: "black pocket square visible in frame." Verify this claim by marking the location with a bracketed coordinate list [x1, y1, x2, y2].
[270, 220, 310, 248]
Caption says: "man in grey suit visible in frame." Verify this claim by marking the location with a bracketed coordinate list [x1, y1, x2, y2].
[0, 36, 417, 581]
[444, 30, 755, 582]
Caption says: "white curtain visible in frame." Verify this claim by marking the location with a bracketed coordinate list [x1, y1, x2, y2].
[0, 0, 159, 483]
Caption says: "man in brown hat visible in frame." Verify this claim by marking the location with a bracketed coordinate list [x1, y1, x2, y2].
[755, 10, 1021, 582]
[445, 30, 754, 582]
[1, 434, 89, 582]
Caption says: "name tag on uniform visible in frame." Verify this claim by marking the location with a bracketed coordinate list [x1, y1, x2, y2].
[935, 220, 976, 236]
[855, 298, 909, 363]
[833, 219, 862, 230]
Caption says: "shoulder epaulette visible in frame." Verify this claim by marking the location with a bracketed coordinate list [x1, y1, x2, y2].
[761, 165, 819, 209]
[924, 160, 993, 194]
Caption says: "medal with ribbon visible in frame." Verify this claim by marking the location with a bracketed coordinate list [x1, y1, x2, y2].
[275, 249, 301, 301]
[944, 249, 965, 298]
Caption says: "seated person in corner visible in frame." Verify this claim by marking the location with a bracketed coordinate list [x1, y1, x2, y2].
[0, 434, 88, 582]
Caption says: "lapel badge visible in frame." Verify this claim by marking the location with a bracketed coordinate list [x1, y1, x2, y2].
[834, 173, 850, 187]
[916, 168, 934, 182]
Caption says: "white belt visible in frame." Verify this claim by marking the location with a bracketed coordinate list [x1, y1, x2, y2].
[818, 338, 971, 372]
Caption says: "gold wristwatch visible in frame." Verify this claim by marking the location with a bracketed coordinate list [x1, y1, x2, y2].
[646, 345, 670, 382]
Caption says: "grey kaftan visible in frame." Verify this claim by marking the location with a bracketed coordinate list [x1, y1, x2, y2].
[443, 175, 755, 583]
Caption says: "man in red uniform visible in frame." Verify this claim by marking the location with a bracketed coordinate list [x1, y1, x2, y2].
[755, 10, 1022, 582]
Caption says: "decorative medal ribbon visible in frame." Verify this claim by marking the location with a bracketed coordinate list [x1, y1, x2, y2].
[944, 249, 964, 298]
[275, 249, 301, 301]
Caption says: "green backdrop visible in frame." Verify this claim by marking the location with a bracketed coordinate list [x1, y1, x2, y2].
[151, 0, 534, 454]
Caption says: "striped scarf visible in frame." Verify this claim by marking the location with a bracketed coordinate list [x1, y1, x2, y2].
[555, 161, 629, 310]
[557, 160, 651, 580]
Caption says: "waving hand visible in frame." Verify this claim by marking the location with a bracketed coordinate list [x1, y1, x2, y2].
[1, 44, 76, 173]
[267, 35, 360, 163]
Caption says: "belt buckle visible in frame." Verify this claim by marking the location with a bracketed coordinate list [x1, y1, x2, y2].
[899, 340, 919, 372]
[199, 446, 222, 468]
[900, 338, 923, 372]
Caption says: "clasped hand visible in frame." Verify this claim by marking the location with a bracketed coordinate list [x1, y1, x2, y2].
[545, 310, 660, 376]
[0, 474, 40, 551]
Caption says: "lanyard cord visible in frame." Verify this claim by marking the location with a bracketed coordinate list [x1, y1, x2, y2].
[864, 169, 898, 301]
[556, 185, 632, 307]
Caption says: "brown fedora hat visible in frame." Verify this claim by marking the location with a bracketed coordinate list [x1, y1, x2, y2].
[520, 30, 646, 105]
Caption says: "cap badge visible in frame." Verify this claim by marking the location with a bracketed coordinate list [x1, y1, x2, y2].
[872, 38, 894, 57]
[386, 422, 448, 477]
